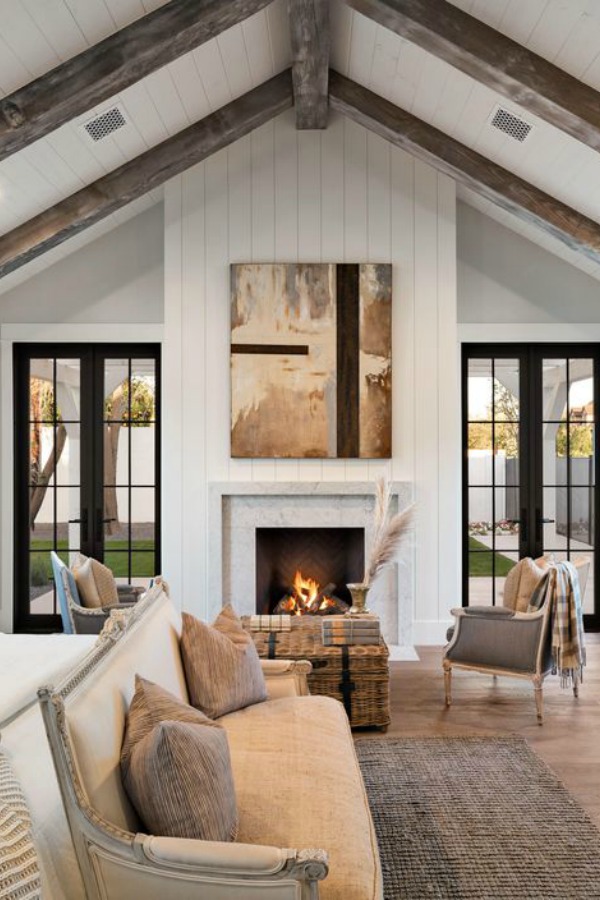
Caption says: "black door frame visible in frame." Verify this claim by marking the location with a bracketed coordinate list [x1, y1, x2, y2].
[462, 343, 599, 631]
[13, 343, 161, 633]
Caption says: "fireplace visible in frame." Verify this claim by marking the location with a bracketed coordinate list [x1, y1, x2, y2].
[256, 527, 364, 614]
[209, 481, 414, 647]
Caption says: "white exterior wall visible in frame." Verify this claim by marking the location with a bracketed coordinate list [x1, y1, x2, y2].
[162, 109, 460, 643]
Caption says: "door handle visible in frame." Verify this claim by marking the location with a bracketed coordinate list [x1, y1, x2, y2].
[520, 508, 527, 543]
[68, 509, 88, 542]
[96, 510, 117, 534]
[542, 517, 555, 524]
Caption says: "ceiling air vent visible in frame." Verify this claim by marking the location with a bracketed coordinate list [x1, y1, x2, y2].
[82, 105, 127, 142]
[489, 106, 532, 142]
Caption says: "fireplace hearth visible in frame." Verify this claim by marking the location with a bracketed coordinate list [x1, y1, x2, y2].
[256, 527, 364, 615]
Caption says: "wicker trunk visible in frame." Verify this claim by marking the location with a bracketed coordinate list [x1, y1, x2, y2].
[243, 616, 390, 730]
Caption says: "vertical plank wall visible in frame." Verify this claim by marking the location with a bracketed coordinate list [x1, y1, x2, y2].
[163, 109, 459, 644]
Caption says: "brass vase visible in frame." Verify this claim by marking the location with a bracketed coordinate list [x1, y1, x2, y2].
[346, 582, 370, 615]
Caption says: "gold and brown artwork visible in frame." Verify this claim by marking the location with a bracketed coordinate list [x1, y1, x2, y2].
[231, 263, 391, 458]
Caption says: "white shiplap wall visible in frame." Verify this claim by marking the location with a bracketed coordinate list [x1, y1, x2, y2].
[163, 109, 459, 642]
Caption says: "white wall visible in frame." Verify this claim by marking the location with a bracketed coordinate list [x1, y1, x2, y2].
[458, 202, 600, 323]
[163, 109, 459, 643]
[0, 204, 164, 324]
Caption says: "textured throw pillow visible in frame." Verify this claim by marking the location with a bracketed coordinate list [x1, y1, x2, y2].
[90, 557, 119, 606]
[181, 607, 267, 719]
[121, 675, 220, 772]
[515, 556, 551, 613]
[71, 554, 102, 608]
[72, 553, 118, 608]
[501, 561, 522, 611]
[0, 751, 42, 899]
[123, 721, 238, 841]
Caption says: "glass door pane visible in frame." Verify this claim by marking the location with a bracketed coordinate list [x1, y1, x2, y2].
[28, 358, 82, 618]
[466, 357, 521, 606]
[541, 357, 595, 614]
[102, 357, 158, 588]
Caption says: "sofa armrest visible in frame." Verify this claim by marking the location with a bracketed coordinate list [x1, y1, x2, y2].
[138, 836, 329, 890]
[116, 585, 145, 602]
[260, 659, 312, 699]
[141, 837, 296, 873]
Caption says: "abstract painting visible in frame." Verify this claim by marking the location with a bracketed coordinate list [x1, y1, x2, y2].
[231, 263, 391, 458]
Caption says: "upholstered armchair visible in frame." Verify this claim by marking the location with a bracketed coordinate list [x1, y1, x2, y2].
[50, 551, 145, 635]
[443, 557, 589, 724]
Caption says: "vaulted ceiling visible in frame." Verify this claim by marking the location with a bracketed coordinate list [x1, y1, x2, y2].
[1, 0, 600, 295]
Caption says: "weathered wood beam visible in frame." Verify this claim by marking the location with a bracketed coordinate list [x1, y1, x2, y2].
[0, 71, 293, 278]
[344, 0, 600, 152]
[288, 0, 330, 129]
[0, 0, 273, 163]
[329, 71, 600, 264]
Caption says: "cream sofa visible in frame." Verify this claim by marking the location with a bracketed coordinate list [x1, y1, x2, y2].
[39, 581, 382, 900]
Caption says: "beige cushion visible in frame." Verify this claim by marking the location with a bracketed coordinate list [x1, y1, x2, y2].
[123, 721, 238, 841]
[222, 695, 382, 900]
[90, 557, 119, 606]
[71, 553, 119, 608]
[181, 607, 267, 719]
[121, 675, 220, 772]
[502, 556, 552, 612]
[515, 557, 551, 613]
[71, 555, 102, 608]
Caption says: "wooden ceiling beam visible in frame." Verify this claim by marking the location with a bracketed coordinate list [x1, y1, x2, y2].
[344, 0, 600, 152]
[329, 71, 600, 264]
[0, 0, 273, 163]
[288, 0, 330, 129]
[0, 71, 293, 278]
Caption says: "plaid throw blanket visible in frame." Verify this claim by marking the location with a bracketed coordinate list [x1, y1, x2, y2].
[549, 561, 586, 688]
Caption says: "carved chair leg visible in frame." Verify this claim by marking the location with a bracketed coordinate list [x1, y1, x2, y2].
[443, 662, 452, 707]
[533, 676, 544, 725]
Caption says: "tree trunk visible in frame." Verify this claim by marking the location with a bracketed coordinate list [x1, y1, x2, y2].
[29, 423, 67, 527]
[103, 385, 125, 536]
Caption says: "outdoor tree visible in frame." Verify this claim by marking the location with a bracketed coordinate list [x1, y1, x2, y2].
[29, 379, 67, 529]
[104, 377, 155, 535]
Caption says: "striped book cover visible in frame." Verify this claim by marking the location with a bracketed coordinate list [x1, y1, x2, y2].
[249, 614, 292, 632]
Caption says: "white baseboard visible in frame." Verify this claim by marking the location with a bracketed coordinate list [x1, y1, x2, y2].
[412, 619, 453, 646]
[388, 645, 420, 661]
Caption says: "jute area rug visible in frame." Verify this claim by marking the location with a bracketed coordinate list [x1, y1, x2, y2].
[355, 736, 600, 900]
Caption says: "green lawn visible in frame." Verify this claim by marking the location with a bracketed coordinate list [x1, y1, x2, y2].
[30, 540, 155, 583]
[469, 536, 516, 577]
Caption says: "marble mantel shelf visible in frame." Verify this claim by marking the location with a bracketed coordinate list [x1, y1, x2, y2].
[209, 481, 412, 497]
[208, 481, 415, 657]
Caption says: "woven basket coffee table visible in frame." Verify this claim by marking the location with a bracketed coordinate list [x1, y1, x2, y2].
[242, 616, 390, 730]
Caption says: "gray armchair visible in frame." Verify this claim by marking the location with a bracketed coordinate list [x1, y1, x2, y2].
[51, 551, 145, 635]
[443, 557, 589, 724]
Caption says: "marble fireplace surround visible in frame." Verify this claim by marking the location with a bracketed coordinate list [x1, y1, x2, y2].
[208, 482, 416, 658]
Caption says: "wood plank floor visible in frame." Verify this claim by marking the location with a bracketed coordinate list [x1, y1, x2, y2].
[359, 634, 600, 828]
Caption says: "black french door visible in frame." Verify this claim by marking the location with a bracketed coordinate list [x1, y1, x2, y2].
[14, 344, 161, 632]
[463, 344, 599, 629]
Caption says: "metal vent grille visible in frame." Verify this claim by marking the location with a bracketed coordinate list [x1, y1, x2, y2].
[490, 107, 532, 142]
[83, 106, 127, 141]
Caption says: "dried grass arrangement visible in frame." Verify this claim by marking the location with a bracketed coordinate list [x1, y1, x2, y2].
[363, 478, 414, 588]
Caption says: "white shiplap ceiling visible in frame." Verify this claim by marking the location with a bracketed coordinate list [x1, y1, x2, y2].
[2, 0, 600, 291]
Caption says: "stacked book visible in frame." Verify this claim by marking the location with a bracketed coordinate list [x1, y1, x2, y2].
[322, 615, 381, 646]
[249, 614, 292, 632]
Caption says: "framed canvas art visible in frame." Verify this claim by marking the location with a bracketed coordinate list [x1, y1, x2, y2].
[230, 263, 391, 458]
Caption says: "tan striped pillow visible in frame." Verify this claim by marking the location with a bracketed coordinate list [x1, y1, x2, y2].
[90, 557, 119, 606]
[123, 721, 238, 841]
[121, 675, 220, 772]
[181, 608, 267, 719]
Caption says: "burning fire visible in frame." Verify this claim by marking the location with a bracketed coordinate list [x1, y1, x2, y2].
[278, 570, 337, 616]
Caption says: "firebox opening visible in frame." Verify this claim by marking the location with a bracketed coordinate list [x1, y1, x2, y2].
[255, 527, 365, 614]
